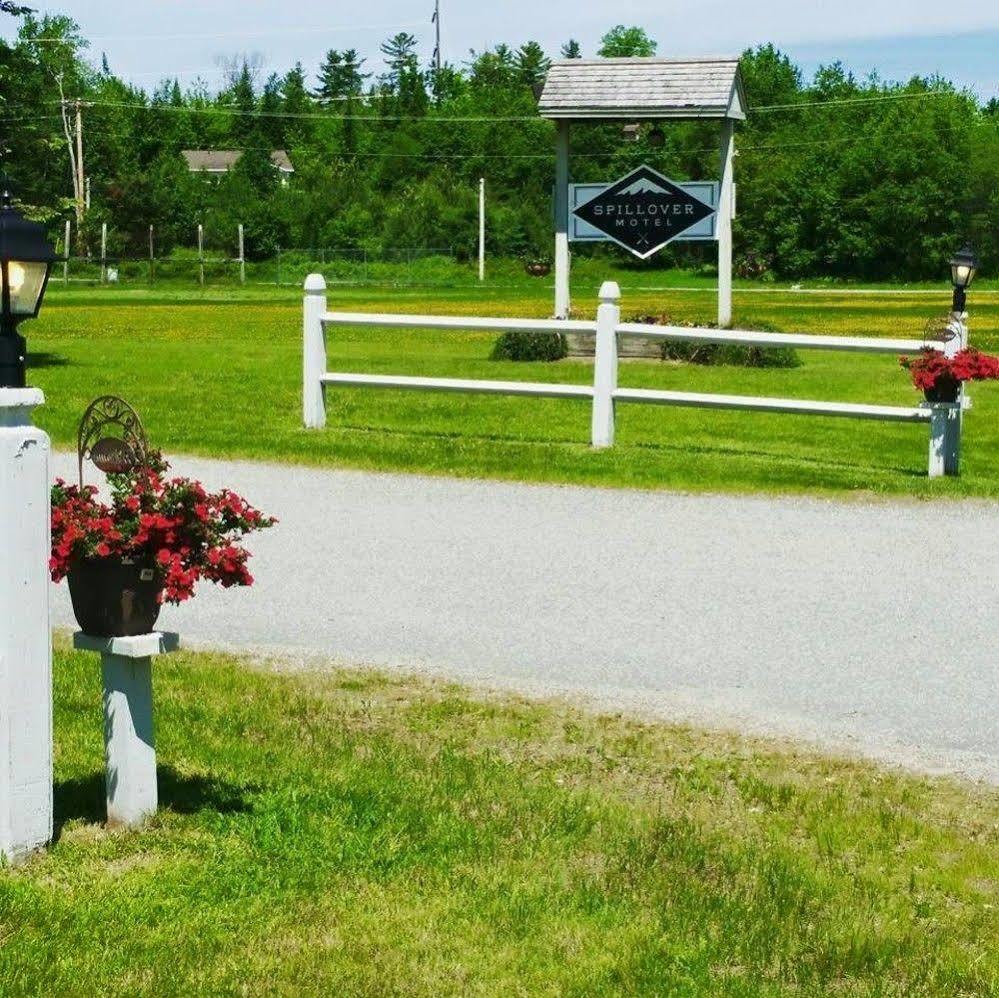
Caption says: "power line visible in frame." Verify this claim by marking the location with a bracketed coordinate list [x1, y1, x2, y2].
[751, 90, 968, 113]
[52, 98, 546, 123]
[14, 20, 425, 45]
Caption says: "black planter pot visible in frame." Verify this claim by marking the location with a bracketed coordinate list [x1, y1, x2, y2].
[923, 377, 961, 404]
[68, 558, 163, 637]
[525, 261, 551, 277]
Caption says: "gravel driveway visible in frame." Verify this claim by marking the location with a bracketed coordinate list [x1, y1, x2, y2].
[52, 453, 999, 783]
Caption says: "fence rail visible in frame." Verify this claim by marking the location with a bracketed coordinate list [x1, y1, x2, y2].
[303, 274, 966, 478]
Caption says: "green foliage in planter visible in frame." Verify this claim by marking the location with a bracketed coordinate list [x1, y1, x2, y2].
[491, 329, 568, 362]
[631, 314, 800, 369]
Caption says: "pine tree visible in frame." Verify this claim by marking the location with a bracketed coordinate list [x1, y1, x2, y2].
[516, 41, 550, 93]
[313, 49, 344, 103]
[380, 32, 418, 88]
[314, 48, 369, 103]
[560, 39, 582, 59]
[259, 73, 285, 147]
[229, 62, 257, 142]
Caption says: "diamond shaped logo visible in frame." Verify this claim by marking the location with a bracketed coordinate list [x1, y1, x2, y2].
[572, 165, 716, 259]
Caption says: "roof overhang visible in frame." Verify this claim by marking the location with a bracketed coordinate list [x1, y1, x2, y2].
[538, 57, 746, 122]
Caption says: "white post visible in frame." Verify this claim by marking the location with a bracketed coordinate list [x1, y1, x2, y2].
[478, 178, 485, 282]
[303, 273, 328, 429]
[0, 389, 52, 863]
[554, 119, 571, 319]
[197, 224, 205, 286]
[100, 221, 107, 283]
[63, 219, 71, 284]
[238, 223, 246, 285]
[591, 281, 620, 448]
[928, 406, 949, 479]
[717, 118, 735, 328]
[73, 632, 179, 827]
[941, 316, 966, 476]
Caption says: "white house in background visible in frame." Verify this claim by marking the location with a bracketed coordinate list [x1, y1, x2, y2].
[181, 149, 294, 185]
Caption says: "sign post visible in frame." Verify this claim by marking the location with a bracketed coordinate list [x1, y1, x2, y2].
[554, 121, 571, 318]
[718, 119, 735, 327]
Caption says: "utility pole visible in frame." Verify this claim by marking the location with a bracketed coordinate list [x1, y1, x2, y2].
[478, 178, 485, 282]
[431, 0, 441, 73]
[75, 99, 85, 224]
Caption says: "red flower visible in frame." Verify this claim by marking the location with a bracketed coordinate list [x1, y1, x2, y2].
[50, 450, 274, 604]
[901, 347, 999, 392]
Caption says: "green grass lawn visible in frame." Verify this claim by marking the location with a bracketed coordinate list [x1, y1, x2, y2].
[0, 640, 995, 994]
[27, 280, 999, 497]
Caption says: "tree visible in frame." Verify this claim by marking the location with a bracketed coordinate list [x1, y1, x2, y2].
[380, 32, 418, 88]
[516, 41, 550, 93]
[228, 62, 257, 142]
[0, 2, 32, 15]
[560, 39, 582, 59]
[598, 25, 656, 58]
[314, 48, 369, 103]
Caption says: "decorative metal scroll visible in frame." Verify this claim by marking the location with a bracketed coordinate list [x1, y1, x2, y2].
[923, 315, 960, 346]
[77, 395, 148, 486]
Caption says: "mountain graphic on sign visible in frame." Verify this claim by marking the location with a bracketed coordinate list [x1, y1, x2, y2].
[617, 178, 671, 196]
[572, 164, 716, 260]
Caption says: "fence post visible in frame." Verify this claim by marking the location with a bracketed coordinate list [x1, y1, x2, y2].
[238, 224, 245, 285]
[100, 222, 107, 283]
[303, 273, 328, 429]
[63, 219, 70, 284]
[197, 224, 204, 286]
[944, 317, 965, 476]
[148, 224, 154, 283]
[276, 247, 282, 286]
[591, 281, 620, 448]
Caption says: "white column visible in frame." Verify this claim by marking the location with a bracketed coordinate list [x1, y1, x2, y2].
[63, 219, 71, 285]
[100, 222, 107, 284]
[0, 389, 52, 863]
[591, 282, 620, 448]
[303, 273, 328, 429]
[478, 178, 485, 282]
[717, 118, 735, 328]
[238, 223, 246, 285]
[941, 317, 966, 476]
[74, 632, 178, 827]
[197, 224, 205, 286]
[928, 406, 949, 479]
[554, 119, 571, 319]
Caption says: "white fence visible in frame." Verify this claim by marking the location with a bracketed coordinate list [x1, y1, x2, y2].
[302, 274, 967, 478]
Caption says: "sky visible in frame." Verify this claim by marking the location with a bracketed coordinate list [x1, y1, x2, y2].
[3, 1, 997, 99]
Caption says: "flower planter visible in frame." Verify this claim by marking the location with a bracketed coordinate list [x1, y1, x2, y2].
[68, 557, 163, 637]
[923, 378, 960, 404]
[525, 261, 551, 278]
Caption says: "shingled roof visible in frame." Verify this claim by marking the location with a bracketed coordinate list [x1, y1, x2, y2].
[538, 57, 746, 121]
[182, 150, 294, 174]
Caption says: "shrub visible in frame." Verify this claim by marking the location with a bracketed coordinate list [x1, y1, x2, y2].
[491, 330, 568, 362]
[630, 314, 800, 369]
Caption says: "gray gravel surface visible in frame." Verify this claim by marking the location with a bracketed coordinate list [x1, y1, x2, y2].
[52, 453, 999, 783]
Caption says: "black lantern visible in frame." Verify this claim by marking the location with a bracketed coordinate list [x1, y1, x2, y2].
[0, 179, 56, 388]
[949, 244, 977, 314]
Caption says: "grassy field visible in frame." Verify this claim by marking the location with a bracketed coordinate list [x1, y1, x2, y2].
[26, 277, 999, 497]
[0, 639, 994, 994]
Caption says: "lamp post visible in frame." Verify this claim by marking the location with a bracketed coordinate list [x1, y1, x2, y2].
[0, 178, 56, 862]
[0, 180, 56, 388]
[949, 244, 977, 316]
